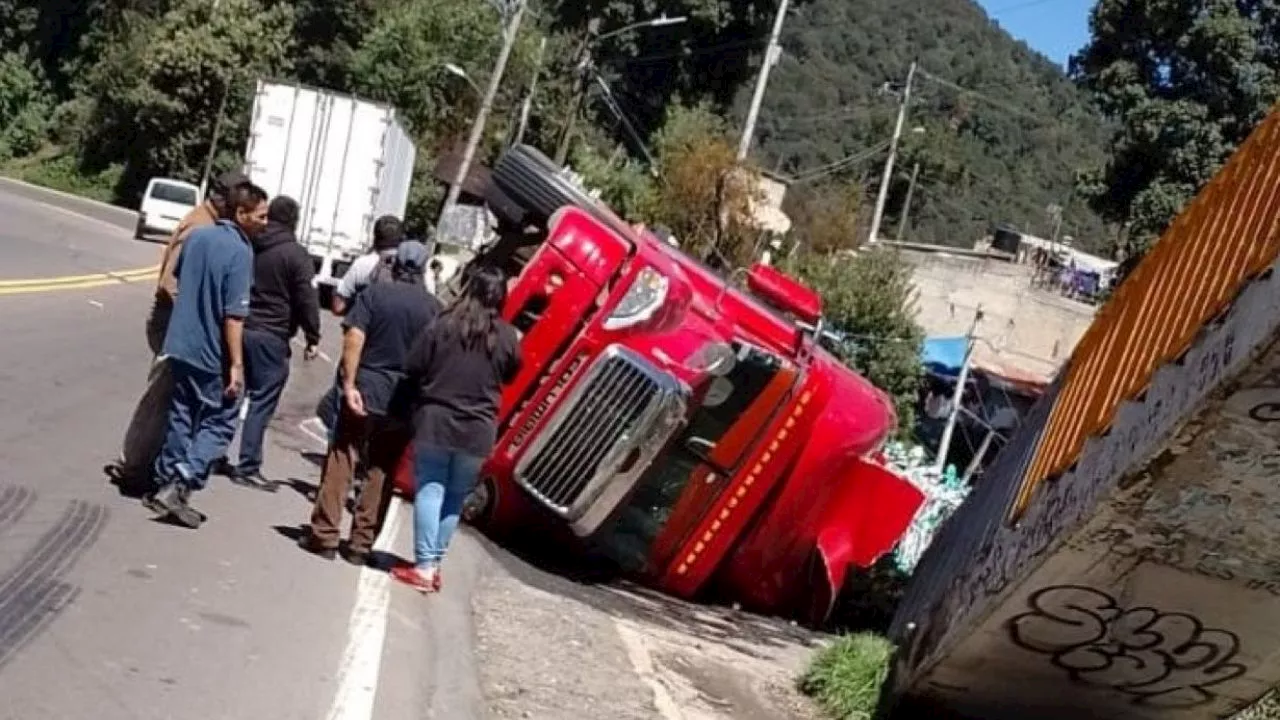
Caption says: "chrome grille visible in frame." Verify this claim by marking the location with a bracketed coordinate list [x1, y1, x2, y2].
[515, 346, 685, 526]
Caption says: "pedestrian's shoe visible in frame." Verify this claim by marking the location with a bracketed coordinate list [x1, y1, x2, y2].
[390, 565, 438, 594]
[340, 543, 371, 568]
[297, 534, 338, 561]
[229, 470, 279, 494]
[145, 483, 205, 529]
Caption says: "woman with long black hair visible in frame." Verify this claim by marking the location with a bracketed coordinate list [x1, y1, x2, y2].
[392, 264, 521, 592]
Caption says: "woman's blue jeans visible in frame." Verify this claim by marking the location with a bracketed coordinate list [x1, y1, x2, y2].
[413, 446, 484, 569]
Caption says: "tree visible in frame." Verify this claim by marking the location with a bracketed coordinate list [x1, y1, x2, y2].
[77, 0, 295, 201]
[349, 0, 541, 231]
[0, 52, 53, 161]
[289, 0, 381, 90]
[1071, 0, 1280, 254]
[786, 249, 923, 432]
[786, 181, 863, 254]
[569, 142, 655, 220]
[648, 103, 763, 267]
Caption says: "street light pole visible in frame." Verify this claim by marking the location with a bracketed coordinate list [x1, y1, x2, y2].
[514, 36, 547, 147]
[867, 61, 917, 246]
[934, 306, 983, 475]
[198, 0, 227, 198]
[896, 161, 921, 241]
[435, 0, 527, 245]
[737, 0, 790, 162]
[553, 15, 687, 166]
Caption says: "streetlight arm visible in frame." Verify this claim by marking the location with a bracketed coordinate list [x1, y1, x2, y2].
[595, 15, 687, 42]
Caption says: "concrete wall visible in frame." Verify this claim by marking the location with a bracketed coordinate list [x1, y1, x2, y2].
[887, 251, 1280, 719]
[901, 249, 1097, 380]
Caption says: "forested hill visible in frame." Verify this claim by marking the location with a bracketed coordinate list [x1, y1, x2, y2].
[733, 0, 1113, 252]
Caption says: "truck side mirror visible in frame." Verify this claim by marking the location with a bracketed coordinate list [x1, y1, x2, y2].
[745, 263, 823, 326]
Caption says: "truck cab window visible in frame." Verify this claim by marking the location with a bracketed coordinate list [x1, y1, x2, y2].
[683, 343, 784, 469]
[596, 343, 791, 573]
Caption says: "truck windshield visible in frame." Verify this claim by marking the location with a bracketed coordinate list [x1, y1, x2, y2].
[596, 343, 793, 573]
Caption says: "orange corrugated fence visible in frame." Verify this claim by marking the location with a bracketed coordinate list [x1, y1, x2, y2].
[1009, 109, 1280, 520]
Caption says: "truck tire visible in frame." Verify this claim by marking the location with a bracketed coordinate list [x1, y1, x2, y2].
[491, 145, 621, 231]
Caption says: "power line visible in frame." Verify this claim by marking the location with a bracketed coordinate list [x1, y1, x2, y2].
[916, 68, 1049, 125]
[785, 140, 892, 184]
[618, 38, 766, 66]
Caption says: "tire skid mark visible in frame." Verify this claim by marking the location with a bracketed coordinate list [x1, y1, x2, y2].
[0, 501, 105, 601]
[0, 499, 106, 671]
[0, 486, 35, 528]
[0, 580, 77, 670]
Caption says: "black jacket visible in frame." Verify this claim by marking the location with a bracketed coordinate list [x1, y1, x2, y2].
[246, 222, 322, 346]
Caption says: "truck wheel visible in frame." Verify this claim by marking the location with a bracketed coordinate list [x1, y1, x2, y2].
[491, 144, 620, 231]
[133, 218, 145, 241]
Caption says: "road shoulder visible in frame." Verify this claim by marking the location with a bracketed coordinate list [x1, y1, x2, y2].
[469, 534, 824, 720]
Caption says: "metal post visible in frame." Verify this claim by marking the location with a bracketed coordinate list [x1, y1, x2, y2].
[198, 0, 227, 198]
[934, 306, 982, 475]
[896, 161, 920, 241]
[199, 84, 230, 199]
[737, 0, 790, 161]
[513, 36, 547, 146]
[867, 61, 916, 246]
[553, 20, 599, 166]
[435, 0, 526, 243]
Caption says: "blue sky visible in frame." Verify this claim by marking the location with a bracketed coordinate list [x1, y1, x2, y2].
[976, 0, 1094, 68]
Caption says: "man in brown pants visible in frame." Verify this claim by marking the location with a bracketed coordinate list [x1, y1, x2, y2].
[300, 241, 440, 565]
[107, 170, 250, 491]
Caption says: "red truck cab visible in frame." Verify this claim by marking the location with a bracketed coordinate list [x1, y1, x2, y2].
[398, 148, 924, 621]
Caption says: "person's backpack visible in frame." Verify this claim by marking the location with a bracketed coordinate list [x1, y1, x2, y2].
[366, 249, 398, 286]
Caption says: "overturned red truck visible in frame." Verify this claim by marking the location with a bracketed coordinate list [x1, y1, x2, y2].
[395, 146, 924, 621]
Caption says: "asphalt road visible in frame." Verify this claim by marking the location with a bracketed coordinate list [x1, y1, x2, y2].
[0, 179, 481, 720]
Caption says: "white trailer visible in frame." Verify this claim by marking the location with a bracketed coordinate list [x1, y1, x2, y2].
[242, 79, 416, 285]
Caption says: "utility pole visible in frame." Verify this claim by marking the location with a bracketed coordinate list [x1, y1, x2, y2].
[198, 0, 227, 198]
[895, 161, 920, 241]
[436, 0, 526, 245]
[737, 0, 790, 161]
[513, 36, 547, 147]
[553, 15, 686, 166]
[554, 19, 602, 166]
[934, 306, 983, 475]
[867, 61, 917, 246]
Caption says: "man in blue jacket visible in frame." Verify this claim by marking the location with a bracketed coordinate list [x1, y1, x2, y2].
[146, 182, 269, 528]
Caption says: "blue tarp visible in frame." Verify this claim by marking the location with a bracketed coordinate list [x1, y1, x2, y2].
[921, 336, 968, 374]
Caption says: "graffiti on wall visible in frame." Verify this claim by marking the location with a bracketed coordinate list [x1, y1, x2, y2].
[903, 252, 1280, 678]
[1007, 585, 1245, 708]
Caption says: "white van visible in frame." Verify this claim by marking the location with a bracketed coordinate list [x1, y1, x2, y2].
[136, 178, 200, 240]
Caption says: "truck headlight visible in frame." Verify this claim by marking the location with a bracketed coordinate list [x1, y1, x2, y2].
[603, 267, 669, 330]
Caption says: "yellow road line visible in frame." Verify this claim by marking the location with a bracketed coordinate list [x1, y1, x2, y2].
[0, 271, 158, 295]
[0, 265, 158, 288]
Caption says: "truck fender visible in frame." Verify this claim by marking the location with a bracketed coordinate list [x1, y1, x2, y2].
[810, 459, 925, 621]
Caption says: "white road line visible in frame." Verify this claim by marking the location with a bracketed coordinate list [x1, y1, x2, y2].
[324, 496, 405, 720]
[614, 619, 684, 720]
[297, 417, 329, 448]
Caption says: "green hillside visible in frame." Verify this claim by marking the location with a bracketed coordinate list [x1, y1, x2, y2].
[707, 0, 1112, 252]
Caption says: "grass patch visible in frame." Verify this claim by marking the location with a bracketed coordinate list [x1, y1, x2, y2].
[1236, 692, 1280, 719]
[2, 147, 122, 205]
[799, 633, 894, 719]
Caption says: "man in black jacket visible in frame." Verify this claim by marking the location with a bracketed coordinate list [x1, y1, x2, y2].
[226, 196, 322, 491]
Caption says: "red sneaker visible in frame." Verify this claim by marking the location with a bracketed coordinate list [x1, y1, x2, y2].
[391, 565, 436, 594]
